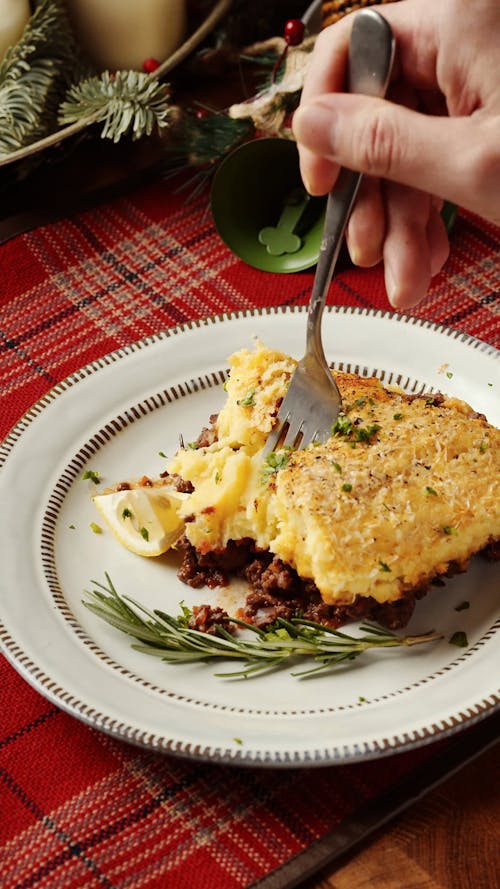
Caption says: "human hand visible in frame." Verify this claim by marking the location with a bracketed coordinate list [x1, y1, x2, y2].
[293, 0, 500, 308]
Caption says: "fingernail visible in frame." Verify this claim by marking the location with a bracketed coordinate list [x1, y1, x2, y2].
[348, 238, 382, 269]
[386, 271, 421, 310]
[301, 169, 313, 196]
[349, 245, 362, 267]
[349, 240, 366, 267]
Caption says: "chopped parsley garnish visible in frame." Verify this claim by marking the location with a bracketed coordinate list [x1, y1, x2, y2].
[90, 522, 102, 534]
[122, 508, 133, 519]
[442, 525, 458, 535]
[82, 469, 100, 484]
[237, 388, 256, 407]
[332, 461, 342, 473]
[455, 601, 470, 612]
[341, 483, 352, 493]
[449, 631, 468, 648]
[446, 371, 453, 379]
[214, 471, 222, 484]
[261, 450, 290, 482]
[379, 561, 391, 572]
[332, 415, 380, 443]
[479, 442, 488, 453]
[187, 441, 198, 450]
[425, 486, 438, 496]
[158, 451, 167, 458]
[69, 524, 76, 530]
[332, 414, 353, 436]
[233, 737, 243, 745]
[393, 413, 403, 420]
[177, 602, 193, 626]
[140, 527, 149, 541]
[355, 424, 381, 443]
[358, 696, 366, 703]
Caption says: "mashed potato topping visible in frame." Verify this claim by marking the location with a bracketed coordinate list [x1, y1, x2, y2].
[168, 342, 500, 606]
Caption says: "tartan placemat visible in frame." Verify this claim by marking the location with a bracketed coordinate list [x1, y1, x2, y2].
[0, 174, 499, 888]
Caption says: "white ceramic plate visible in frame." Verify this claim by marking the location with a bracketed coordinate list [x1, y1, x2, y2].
[1, 308, 499, 766]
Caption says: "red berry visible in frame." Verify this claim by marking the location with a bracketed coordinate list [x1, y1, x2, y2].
[143, 57, 160, 73]
[284, 18, 305, 46]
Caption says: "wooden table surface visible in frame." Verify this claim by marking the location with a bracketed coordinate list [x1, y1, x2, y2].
[1, 67, 499, 889]
[306, 742, 500, 889]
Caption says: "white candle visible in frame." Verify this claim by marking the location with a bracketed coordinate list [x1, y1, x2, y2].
[66, 0, 186, 72]
[0, 0, 30, 63]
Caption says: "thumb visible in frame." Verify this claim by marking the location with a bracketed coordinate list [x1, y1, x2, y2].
[293, 94, 497, 221]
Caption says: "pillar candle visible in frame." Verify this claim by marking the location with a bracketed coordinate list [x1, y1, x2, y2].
[0, 0, 31, 63]
[65, 0, 187, 72]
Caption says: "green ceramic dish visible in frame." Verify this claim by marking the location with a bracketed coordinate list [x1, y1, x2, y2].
[211, 138, 326, 273]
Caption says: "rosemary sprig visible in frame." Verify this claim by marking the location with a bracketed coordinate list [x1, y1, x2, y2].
[83, 574, 442, 680]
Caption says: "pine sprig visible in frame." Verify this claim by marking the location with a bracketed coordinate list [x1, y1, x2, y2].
[0, 0, 82, 156]
[58, 71, 175, 143]
[83, 574, 442, 680]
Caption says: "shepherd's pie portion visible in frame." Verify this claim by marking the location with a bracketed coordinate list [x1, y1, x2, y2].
[167, 342, 499, 621]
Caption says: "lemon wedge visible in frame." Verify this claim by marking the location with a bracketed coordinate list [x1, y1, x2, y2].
[92, 486, 186, 557]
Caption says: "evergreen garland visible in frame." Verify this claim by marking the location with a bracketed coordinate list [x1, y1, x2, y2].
[0, 0, 82, 156]
[0, 0, 312, 170]
[0, 0, 176, 159]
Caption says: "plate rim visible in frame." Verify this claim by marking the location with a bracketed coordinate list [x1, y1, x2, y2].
[1, 305, 499, 767]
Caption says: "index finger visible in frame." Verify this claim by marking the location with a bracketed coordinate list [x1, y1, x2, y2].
[297, 17, 354, 193]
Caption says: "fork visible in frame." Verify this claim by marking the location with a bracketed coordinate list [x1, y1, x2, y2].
[263, 9, 395, 456]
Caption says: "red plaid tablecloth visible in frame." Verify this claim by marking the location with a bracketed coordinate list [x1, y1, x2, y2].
[0, 175, 499, 889]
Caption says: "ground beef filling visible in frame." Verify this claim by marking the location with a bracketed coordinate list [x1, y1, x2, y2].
[483, 540, 500, 561]
[175, 536, 436, 630]
[187, 604, 236, 636]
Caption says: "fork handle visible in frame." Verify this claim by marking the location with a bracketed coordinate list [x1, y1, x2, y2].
[307, 169, 362, 354]
[306, 9, 395, 356]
